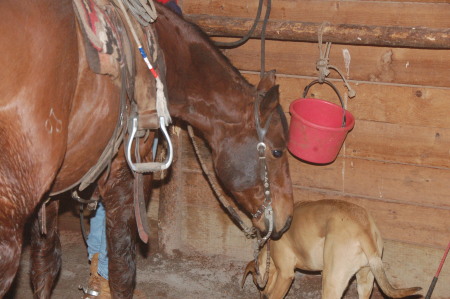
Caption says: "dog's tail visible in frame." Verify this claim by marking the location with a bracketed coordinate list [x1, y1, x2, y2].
[241, 260, 256, 288]
[369, 257, 421, 298]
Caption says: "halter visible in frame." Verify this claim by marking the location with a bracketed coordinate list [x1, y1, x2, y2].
[251, 93, 276, 288]
[252, 93, 275, 245]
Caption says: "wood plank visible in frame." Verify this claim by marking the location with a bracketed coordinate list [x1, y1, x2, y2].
[290, 156, 450, 208]
[224, 40, 450, 87]
[180, 123, 450, 208]
[243, 75, 450, 129]
[187, 14, 450, 49]
[180, 171, 254, 259]
[178, 124, 450, 222]
[289, 155, 345, 192]
[293, 187, 450, 249]
[182, 0, 450, 28]
[157, 124, 185, 256]
[345, 120, 450, 168]
[175, 95, 450, 207]
[382, 240, 450, 299]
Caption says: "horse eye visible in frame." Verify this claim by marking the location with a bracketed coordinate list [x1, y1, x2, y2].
[272, 150, 283, 158]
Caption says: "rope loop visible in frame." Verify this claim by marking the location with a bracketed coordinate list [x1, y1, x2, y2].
[316, 22, 356, 98]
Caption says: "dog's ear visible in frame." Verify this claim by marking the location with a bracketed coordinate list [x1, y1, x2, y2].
[241, 260, 256, 288]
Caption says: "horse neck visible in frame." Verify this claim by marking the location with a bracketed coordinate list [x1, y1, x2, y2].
[155, 7, 255, 144]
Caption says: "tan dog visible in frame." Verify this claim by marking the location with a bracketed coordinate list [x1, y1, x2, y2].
[243, 200, 421, 299]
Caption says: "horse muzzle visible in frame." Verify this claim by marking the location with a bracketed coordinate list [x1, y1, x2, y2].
[253, 209, 292, 241]
[269, 214, 292, 240]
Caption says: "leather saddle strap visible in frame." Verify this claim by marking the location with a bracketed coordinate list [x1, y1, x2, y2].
[38, 198, 51, 235]
[38, 204, 47, 235]
[133, 137, 151, 243]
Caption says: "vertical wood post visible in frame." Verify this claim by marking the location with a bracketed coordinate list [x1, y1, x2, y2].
[157, 124, 184, 256]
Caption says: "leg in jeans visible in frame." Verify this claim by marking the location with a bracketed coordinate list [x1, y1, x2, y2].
[87, 201, 109, 280]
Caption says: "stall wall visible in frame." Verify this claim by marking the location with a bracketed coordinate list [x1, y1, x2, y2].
[151, 0, 450, 297]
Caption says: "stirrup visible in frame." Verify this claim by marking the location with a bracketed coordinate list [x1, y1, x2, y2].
[125, 115, 173, 173]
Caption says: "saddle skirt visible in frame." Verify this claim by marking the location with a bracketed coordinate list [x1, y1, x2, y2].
[73, 0, 166, 130]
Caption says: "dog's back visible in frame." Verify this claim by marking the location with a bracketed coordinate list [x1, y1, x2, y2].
[244, 200, 421, 299]
[278, 200, 383, 271]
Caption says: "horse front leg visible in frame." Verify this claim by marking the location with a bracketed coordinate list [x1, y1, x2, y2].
[0, 220, 24, 297]
[30, 200, 62, 298]
[0, 177, 50, 297]
[100, 163, 152, 298]
[103, 180, 136, 299]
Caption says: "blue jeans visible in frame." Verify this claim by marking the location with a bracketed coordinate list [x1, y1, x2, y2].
[87, 201, 109, 280]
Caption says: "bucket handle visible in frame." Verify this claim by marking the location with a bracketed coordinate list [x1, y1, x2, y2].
[302, 79, 347, 127]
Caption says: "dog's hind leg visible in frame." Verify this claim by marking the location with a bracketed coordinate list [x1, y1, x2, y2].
[30, 200, 62, 298]
[355, 266, 374, 299]
[322, 237, 362, 299]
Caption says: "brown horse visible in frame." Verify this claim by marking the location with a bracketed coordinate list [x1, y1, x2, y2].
[0, 0, 293, 298]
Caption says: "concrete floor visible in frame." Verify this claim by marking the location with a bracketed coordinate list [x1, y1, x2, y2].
[3, 226, 393, 299]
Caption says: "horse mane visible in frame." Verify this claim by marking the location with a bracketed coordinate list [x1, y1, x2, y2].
[159, 4, 254, 93]
[186, 21, 252, 87]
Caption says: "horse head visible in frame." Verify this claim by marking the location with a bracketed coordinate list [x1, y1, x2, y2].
[154, 5, 293, 239]
[211, 71, 294, 239]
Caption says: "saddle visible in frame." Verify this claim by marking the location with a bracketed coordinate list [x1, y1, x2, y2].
[73, 0, 164, 128]
[57, 0, 173, 243]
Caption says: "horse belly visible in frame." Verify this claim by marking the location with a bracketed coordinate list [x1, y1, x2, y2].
[51, 56, 121, 193]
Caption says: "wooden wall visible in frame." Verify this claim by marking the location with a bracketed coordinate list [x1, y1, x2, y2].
[150, 0, 450, 297]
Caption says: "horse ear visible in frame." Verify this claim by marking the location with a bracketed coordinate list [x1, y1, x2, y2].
[260, 84, 280, 114]
[257, 70, 277, 94]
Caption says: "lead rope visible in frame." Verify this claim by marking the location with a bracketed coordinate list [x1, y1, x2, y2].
[187, 125, 271, 288]
[214, 0, 264, 48]
[187, 125, 256, 238]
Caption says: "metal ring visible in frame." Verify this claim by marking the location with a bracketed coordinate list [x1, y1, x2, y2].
[257, 142, 266, 152]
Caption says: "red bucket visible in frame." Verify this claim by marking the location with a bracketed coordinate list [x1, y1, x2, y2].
[288, 80, 355, 164]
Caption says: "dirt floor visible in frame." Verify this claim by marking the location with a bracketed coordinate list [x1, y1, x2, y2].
[3, 225, 394, 299]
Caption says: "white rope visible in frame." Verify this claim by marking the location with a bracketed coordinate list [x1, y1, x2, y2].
[156, 77, 171, 125]
[317, 22, 356, 98]
[116, 0, 171, 124]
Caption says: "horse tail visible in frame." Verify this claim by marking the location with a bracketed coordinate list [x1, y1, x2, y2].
[369, 257, 421, 298]
[241, 260, 256, 288]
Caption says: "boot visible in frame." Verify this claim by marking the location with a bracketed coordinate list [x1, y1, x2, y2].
[82, 254, 146, 298]
[82, 253, 111, 299]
